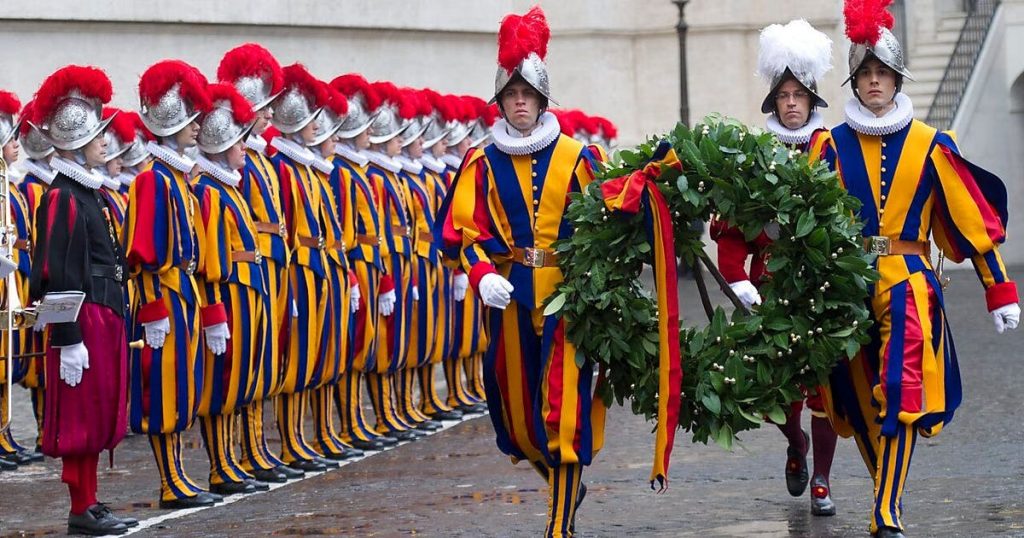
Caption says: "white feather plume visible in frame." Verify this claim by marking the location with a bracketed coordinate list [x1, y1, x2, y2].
[757, 19, 833, 86]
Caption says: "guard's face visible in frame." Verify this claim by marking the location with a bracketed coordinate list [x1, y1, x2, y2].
[106, 155, 124, 177]
[176, 121, 200, 148]
[454, 136, 472, 158]
[431, 138, 448, 158]
[319, 135, 336, 158]
[83, 133, 107, 168]
[354, 130, 371, 150]
[2, 138, 18, 164]
[407, 135, 424, 159]
[500, 79, 542, 132]
[298, 120, 318, 145]
[384, 136, 402, 158]
[855, 58, 898, 111]
[253, 106, 272, 135]
[774, 78, 812, 130]
[224, 141, 246, 170]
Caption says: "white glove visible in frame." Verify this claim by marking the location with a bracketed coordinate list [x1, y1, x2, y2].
[8, 287, 22, 312]
[992, 303, 1021, 334]
[143, 317, 171, 349]
[478, 273, 514, 309]
[379, 289, 397, 316]
[292, 299, 299, 318]
[454, 273, 469, 302]
[204, 322, 230, 355]
[58, 342, 89, 387]
[350, 284, 361, 314]
[412, 286, 419, 301]
[728, 280, 762, 310]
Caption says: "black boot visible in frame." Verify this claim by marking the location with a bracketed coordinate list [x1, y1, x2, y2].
[350, 438, 385, 451]
[252, 467, 288, 483]
[209, 480, 257, 496]
[0, 454, 17, 471]
[785, 430, 809, 497]
[91, 504, 139, 528]
[67, 505, 128, 536]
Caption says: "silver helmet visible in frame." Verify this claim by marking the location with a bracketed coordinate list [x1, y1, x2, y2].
[121, 137, 149, 168]
[468, 120, 490, 147]
[36, 91, 114, 151]
[139, 60, 210, 138]
[845, 28, 913, 85]
[19, 122, 55, 160]
[399, 116, 431, 148]
[273, 65, 326, 136]
[218, 44, 285, 112]
[0, 91, 20, 148]
[0, 113, 15, 149]
[446, 119, 474, 147]
[103, 127, 132, 163]
[491, 7, 557, 106]
[198, 107, 254, 155]
[421, 111, 450, 149]
[367, 104, 410, 145]
[335, 93, 377, 140]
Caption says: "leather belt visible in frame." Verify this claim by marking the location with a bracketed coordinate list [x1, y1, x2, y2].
[254, 221, 287, 238]
[356, 234, 381, 246]
[92, 263, 125, 283]
[298, 235, 326, 250]
[231, 250, 263, 264]
[13, 239, 30, 251]
[863, 236, 931, 257]
[511, 247, 559, 268]
[332, 241, 347, 253]
[393, 226, 413, 239]
[179, 259, 198, 275]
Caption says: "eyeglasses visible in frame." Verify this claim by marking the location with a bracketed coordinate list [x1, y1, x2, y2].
[775, 91, 810, 102]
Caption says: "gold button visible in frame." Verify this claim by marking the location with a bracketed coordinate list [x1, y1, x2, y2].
[881, 194, 886, 200]
[534, 212, 539, 218]
[532, 186, 538, 192]
[881, 181, 887, 187]
[881, 167, 887, 173]
[531, 172, 537, 178]
[881, 155, 887, 160]
[533, 199, 539, 206]
[881, 142, 887, 148]
[531, 159, 538, 165]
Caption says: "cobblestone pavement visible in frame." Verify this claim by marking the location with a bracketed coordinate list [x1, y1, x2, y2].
[1, 268, 1022, 537]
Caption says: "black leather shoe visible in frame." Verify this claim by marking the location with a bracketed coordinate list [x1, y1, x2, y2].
[873, 527, 905, 538]
[810, 475, 836, 516]
[158, 494, 216, 510]
[205, 491, 224, 503]
[210, 480, 257, 496]
[0, 455, 17, 470]
[92, 504, 138, 528]
[349, 439, 385, 451]
[289, 459, 327, 472]
[23, 448, 45, 463]
[785, 430, 809, 497]
[245, 479, 270, 492]
[342, 446, 365, 458]
[252, 467, 288, 483]
[430, 409, 464, 421]
[377, 435, 400, 446]
[415, 420, 443, 431]
[458, 403, 487, 414]
[318, 448, 350, 461]
[314, 456, 340, 468]
[275, 465, 305, 480]
[2, 450, 35, 466]
[68, 505, 128, 536]
[392, 429, 419, 441]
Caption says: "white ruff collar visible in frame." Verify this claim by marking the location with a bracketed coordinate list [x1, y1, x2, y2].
[419, 153, 446, 174]
[21, 159, 57, 185]
[51, 157, 104, 190]
[245, 134, 268, 155]
[311, 154, 334, 175]
[334, 143, 369, 167]
[396, 154, 423, 175]
[96, 169, 121, 191]
[271, 136, 316, 166]
[366, 150, 402, 174]
[147, 142, 196, 174]
[117, 172, 135, 187]
[844, 93, 915, 136]
[196, 154, 242, 187]
[491, 111, 560, 156]
[441, 153, 463, 169]
[765, 111, 825, 146]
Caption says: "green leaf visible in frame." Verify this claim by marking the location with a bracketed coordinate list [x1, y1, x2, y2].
[702, 392, 722, 415]
[543, 293, 567, 317]
[713, 423, 734, 450]
[794, 209, 816, 238]
[766, 406, 787, 425]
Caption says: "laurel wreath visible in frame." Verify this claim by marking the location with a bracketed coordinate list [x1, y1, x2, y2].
[547, 115, 879, 448]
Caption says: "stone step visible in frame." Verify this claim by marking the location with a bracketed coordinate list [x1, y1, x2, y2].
[911, 54, 956, 71]
[916, 42, 958, 57]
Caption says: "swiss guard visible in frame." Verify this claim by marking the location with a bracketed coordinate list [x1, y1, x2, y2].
[821, 1, 1020, 536]
[712, 19, 840, 517]
[436, 7, 606, 536]
[29, 65, 136, 535]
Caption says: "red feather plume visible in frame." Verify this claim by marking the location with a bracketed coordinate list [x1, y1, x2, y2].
[497, 6, 550, 73]
[124, 110, 155, 142]
[461, 95, 488, 119]
[206, 83, 256, 125]
[0, 90, 20, 116]
[592, 115, 617, 140]
[217, 43, 284, 95]
[575, 112, 600, 136]
[32, 65, 113, 125]
[103, 107, 138, 145]
[18, 100, 36, 137]
[323, 83, 349, 116]
[330, 74, 383, 112]
[844, 0, 894, 46]
[551, 109, 576, 136]
[261, 124, 280, 153]
[482, 103, 499, 127]
[139, 60, 212, 114]
[372, 81, 417, 120]
[442, 95, 471, 123]
[282, 63, 328, 108]
[420, 89, 454, 122]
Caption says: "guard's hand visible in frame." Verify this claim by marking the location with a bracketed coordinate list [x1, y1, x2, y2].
[728, 280, 762, 310]
[204, 322, 230, 355]
[992, 303, 1021, 334]
[454, 273, 469, 302]
[143, 317, 171, 349]
[58, 342, 89, 387]
[478, 273, 514, 309]
[350, 284, 361, 314]
[379, 290, 397, 316]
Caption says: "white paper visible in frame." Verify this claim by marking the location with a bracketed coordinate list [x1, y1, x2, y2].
[34, 291, 87, 326]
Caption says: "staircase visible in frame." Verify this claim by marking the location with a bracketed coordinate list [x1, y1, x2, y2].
[903, 11, 967, 121]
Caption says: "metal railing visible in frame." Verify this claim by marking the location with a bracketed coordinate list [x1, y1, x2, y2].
[892, 0, 909, 64]
[925, 0, 1001, 129]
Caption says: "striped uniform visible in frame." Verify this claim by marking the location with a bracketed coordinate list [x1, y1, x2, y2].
[237, 141, 290, 473]
[271, 140, 329, 464]
[437, 133, 605, 536]
[820, 119, 1017, 533]
[126, 155, 225, 501]
[193, 171, 268, 486]
[331, 152, 387, 443]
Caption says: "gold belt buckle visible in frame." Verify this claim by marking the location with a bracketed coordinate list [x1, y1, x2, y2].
[317, 236, 326, 250]
[186, 260, 197, 275]
[278, 222, 287, 238]
[523, 247, 545, 268]
[115, 265, 124, 282]
[254, 251, 263, 264]
[868, 236, 891, 256]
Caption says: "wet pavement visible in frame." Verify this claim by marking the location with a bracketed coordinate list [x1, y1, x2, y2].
[2, 267, 1023, 537]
